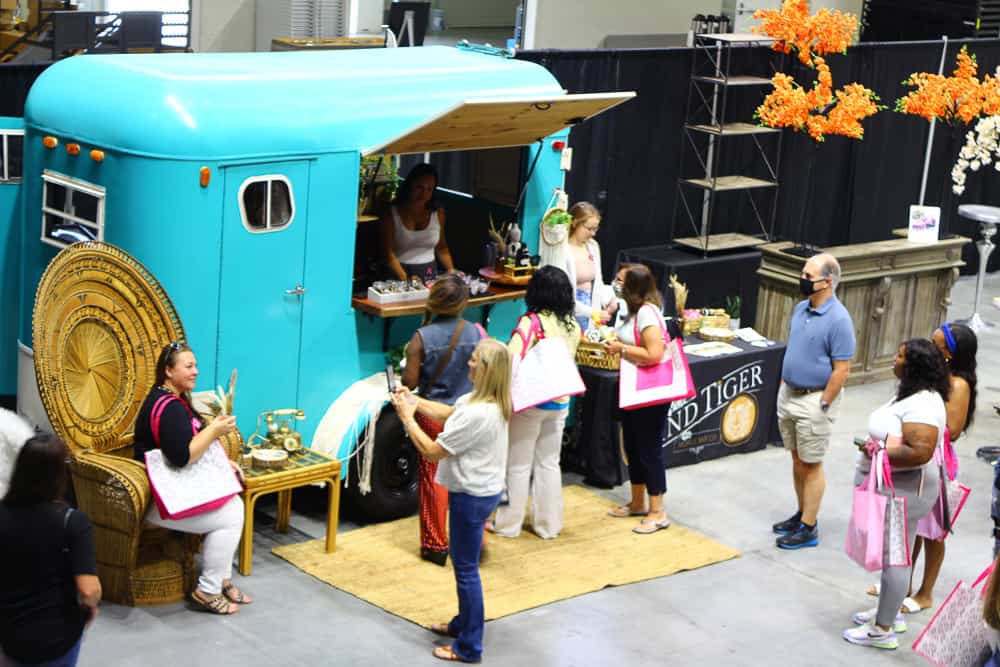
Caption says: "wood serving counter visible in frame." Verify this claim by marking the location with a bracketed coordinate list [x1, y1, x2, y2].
[755, 235, 969, 385]
[352, 284, 526, 349]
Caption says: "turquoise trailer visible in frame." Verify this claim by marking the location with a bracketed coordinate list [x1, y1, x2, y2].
[1, 116, 24, 402]
[12, 46, 632, 517]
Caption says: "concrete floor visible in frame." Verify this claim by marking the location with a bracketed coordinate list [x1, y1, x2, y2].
[78, 272, 1000, 666]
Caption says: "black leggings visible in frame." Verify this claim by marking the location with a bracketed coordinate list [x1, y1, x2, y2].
[619, 403, 669, 496]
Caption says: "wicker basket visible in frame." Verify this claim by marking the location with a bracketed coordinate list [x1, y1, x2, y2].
[575, 340, 620, 370]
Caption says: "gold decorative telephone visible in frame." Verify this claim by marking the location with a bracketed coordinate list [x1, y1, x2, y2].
[247, 408, 306, 453]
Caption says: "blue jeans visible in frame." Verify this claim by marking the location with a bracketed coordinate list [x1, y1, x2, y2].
[7, 638, 82, 667]
[575, 288, 593, 331]
[447, 491, 501, 662]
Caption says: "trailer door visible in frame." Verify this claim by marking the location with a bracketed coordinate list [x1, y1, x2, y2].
[218, 161, 310, 414]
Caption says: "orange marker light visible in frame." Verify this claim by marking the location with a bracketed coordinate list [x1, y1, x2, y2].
[42, 136, 58, 149]
[199, 166, 211, 187]
[90, 149, 105, 162]
[66, 143, 81, 156]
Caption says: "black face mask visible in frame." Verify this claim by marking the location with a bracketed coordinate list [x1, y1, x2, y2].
[799, 277, 818, 296]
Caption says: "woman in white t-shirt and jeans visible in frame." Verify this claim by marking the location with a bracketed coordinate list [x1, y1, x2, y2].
[844, 338, 947, 651]
[391, 338, 512, 664]
[603, 264, 673, 535]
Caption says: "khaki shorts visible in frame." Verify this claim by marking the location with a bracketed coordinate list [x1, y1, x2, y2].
[776, 383, 841, 464]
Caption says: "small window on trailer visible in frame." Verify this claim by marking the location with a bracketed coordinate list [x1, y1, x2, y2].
[239, 175, 295, 233]
[0, 130, 24, 183]
[40, 171, 106, 249]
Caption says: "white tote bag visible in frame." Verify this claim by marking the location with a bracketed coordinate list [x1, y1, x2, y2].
[510, 313, 585, 413]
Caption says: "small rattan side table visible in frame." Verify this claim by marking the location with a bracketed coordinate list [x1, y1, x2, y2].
[238, 448, 341, 575]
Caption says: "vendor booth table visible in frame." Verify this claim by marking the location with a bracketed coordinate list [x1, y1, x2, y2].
[565, 337, 785, 488]
[617, 245, 762, 324]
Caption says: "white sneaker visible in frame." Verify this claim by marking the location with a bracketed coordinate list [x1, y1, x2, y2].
[852, 607, 906, 633]
[843, 622, 899, 649]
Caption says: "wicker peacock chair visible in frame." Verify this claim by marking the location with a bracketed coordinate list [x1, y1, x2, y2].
[32, 242, 242, 606]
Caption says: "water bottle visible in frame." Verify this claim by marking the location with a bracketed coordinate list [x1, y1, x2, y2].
[513, 3, 524, 48]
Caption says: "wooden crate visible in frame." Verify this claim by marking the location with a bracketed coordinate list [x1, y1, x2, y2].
[496, 261, 535, 279]
[575, 340, 620, 370]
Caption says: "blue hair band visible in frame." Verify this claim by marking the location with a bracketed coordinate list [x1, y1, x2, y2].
[941, 322, 957, 355]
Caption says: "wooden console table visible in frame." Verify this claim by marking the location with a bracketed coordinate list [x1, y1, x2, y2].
[238, 448, 341, 575]
[755, 236, 969, 385]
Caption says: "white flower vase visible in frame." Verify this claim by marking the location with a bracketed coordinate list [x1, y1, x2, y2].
[729, 318, 741, 331]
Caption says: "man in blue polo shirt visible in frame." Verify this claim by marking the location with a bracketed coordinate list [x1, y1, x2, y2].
[773, 253, 855, 549]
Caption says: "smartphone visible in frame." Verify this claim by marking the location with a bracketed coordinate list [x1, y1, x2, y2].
[385, 363, 397, 393]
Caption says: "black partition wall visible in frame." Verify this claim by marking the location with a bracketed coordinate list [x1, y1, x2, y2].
[518, 39, 1000, 275]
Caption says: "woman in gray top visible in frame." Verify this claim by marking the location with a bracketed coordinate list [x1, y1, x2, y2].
[403, 275, 485, 565]
[392, 338, 512, 663]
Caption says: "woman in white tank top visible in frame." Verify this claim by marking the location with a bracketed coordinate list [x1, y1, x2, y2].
[380, 163, 455, 281]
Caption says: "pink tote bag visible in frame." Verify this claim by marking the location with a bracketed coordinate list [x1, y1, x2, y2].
[917, 437, 972, 541]
[912, 562, 996, 667]
[845, 449, 891, 572]
[144, 395, 242, 520]
[618, 305, 695, 410]
[509, 313, 585, 413]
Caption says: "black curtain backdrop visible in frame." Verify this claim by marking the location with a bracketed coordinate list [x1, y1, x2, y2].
[6, 44, 1000, 273]
[518, 39, 1000, 276]
[0, 64, 48, 117]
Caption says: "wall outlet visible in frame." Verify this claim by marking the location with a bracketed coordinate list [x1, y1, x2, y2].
[560, 147, 573, 171]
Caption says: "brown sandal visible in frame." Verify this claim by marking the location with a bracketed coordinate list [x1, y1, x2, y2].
[432, 645, 479, 663]
[191, 590, 239, 615]
[429, 622, 456, 637]
[222, 582, 253, 605]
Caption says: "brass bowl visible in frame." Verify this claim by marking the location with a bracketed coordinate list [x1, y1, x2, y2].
[251, 448, 288, 469]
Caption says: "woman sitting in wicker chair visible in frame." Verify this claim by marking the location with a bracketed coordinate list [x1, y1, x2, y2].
[133, 342, 252, 615]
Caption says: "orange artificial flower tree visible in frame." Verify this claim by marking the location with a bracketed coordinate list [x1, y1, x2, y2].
[895, 46, 1000, 194]
[753, 0, 882, 142]
[750, 0, 882, 252]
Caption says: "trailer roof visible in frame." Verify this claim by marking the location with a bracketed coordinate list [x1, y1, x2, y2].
[23, 47, 568, 160]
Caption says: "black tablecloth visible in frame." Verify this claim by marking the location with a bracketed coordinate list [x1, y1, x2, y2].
[616, 245, 762, 324]
[563, 336, 786, 488]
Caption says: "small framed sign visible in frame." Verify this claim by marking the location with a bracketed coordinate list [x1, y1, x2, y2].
[908, 205, 941, 244]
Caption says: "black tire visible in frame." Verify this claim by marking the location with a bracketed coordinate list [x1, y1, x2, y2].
[342, 404, 419, 522]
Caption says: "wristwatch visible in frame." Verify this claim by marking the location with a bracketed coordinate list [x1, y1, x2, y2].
[820, 401, 831, 413]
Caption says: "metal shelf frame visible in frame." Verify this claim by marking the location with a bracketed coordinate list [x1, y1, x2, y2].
[671, 33, 785, 255]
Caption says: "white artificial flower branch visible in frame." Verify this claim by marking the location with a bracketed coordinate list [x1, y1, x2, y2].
[953, 115, 1000, 195]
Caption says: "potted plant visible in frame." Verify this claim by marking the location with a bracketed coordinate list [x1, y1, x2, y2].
[725, 295, 742, 330]
[358, 156, 399, 217]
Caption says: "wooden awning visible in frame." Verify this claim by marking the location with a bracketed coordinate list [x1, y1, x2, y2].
[363, 92, 636, 155]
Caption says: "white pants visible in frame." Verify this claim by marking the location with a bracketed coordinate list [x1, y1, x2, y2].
[492, 407, 567, 539]
[145, 495, 244, 595]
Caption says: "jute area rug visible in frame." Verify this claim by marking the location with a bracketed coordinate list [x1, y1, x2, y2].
[272, 485, 740, 628]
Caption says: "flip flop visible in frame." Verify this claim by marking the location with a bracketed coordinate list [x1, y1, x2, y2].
[608, 505, 648, 518]
[432, 645, 480, 663]
[866, 583, 880, 597]
[901, 597, 928, 614]
[632, 518, 671, 534]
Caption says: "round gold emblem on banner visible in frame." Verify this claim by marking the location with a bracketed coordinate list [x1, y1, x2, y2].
[721, 393, 758, 447]
[32, 242, 185, 454]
